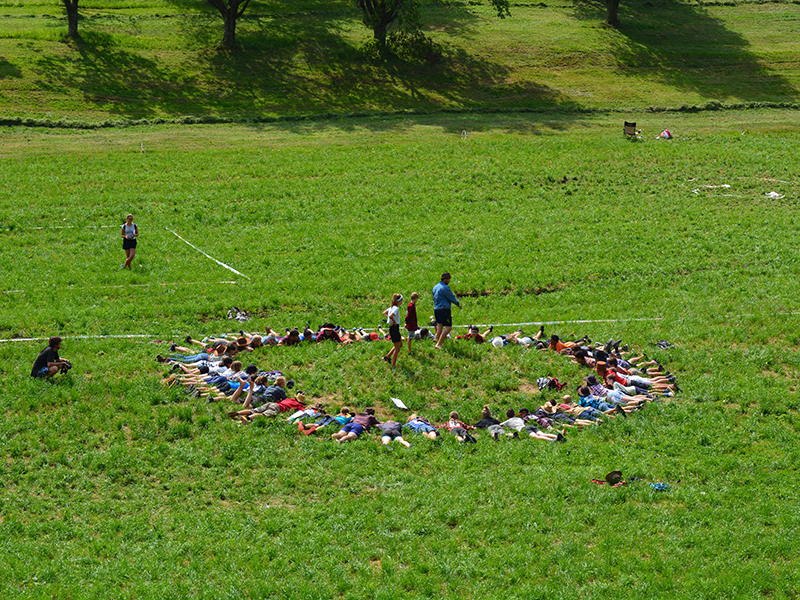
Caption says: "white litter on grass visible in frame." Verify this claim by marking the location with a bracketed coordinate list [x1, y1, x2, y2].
[390, 397, 408, 410]
[692, 184, 731, 194]
[166, 227, 251, 280]
[765, 191, 785, 199]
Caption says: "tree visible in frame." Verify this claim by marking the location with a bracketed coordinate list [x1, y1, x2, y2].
[605, 0, 620, 26]
[207, 0, 252, 48]
[356, 0, 510, 48]
[62, 0, 79, 38]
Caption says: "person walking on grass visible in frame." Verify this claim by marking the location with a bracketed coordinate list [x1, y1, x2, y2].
[121, 213, 139, 269]
[432, 272, 461, 349]
[31, 336, 72, 379]
[382, 293, 404, 369]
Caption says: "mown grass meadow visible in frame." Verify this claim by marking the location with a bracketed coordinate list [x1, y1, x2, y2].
[1, 110, 800, 597]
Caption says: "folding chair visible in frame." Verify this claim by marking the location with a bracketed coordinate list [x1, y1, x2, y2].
[623, 121, 639, 138]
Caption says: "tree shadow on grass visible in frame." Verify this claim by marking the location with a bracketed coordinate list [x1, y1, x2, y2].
[31, 32, 188, 117]
[570, 0, 798, 103]
[0, 57, 23, 79]
[26, 4, 580, 125]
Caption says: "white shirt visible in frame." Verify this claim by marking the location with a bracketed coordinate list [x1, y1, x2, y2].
[386, 305, 400, 326]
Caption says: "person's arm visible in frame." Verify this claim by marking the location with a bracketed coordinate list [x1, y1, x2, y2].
[121, 225, 127, 239]
[447, 287, 461, 308]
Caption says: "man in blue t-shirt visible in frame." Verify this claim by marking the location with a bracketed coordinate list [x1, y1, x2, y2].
[432, 272, 461, 349]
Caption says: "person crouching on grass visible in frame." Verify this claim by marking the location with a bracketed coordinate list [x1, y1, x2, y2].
[31, 336, 72, 379]
[382, 293, 404, 369]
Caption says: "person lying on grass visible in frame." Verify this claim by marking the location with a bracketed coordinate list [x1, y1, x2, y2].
[442, 411, 477, 443]
[583, 374, 651, 407]
[376, 421, 412, 448]
[278, 328, 302, 346]
[549, 334, 582, 355]
[331, 407, 380, 443]
[407, 327, 435, 342]
[315, 324, 343, 344]
[228, 380, 300, 422]
[490, 325, 547, 349]
[473, 405, 501, 429]
[456, 325, 493, 343]
[605, 366, 677, 393]
[577, 385, 631, 415]
[500, 407, 565, 442]
[157, 341, 234, 364]
[553, 395, 606, 422]
[538, 398, 597, 427]
[297, 406, 354, 435]
[403, 414, 439, 440]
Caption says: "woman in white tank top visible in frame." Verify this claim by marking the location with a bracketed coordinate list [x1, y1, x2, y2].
[121, 214, 138, 269]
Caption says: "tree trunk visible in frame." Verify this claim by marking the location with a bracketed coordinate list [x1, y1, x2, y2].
[606, 0, 620, 26]
[63, 0, 79, 38]
[222, 10, 236, 48]
[373, 21, 387, 47]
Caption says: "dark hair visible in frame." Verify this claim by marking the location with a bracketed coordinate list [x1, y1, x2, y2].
[519, 407, 530, 414]
[49, 336, 62, 348]
[419, 327, 429, 337]
[221, 356, 233, 367]
[578, 385, 591, 397]
[244, 364, 258, 375]
[365, 407, 375, 415]
[441, 272, 451, 280]
[607, 356, 618, 367]
[585, 374, 599, 386]
[289, 328, 300, 337]
[505, 408, 515, 418]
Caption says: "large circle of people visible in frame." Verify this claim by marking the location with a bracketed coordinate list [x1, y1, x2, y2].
[156, 317, 679, 446]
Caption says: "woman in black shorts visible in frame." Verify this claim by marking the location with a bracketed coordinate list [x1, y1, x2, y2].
[121, 213, 139, 269]
[381, 293, 403, 369]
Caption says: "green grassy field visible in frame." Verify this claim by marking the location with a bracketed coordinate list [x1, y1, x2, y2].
[2, 0, 800, 597]
[2, 110, 800, 598]
[0, 0, 799, 122]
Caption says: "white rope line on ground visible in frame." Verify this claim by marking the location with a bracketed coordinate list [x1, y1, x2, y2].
[4, 311, 799, 344]
[1, 281, 238, 294]
[30, 225, 116, 229]
[166, 227, 251, 280]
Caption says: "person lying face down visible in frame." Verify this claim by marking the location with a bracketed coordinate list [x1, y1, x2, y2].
[404, 414, 439, 439]
[331, 407, 380, 443]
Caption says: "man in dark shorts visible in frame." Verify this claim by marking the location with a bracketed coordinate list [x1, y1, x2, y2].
[432, 272, 461, 349]
[31, 336, 71, 379]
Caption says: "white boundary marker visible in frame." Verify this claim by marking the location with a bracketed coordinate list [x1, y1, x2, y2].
[4, 312, 799, 344]
[1, 281, 238, 294]
[166, 227, 251, 280]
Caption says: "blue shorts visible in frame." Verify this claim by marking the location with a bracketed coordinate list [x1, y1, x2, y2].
[434, 308, 452, 327]
[341, 422, 365, 437]
[33, 366, 50, 378]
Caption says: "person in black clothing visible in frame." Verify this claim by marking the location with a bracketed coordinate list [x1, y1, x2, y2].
[31, 337, 71, 379]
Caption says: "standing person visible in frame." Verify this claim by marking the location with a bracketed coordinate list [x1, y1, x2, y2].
[405, 292, 419, 353]
[31, 336, 71, 379]
[432, 272, 461, 350]
[121, 214, 139, 269]
[382, 293, 403, 369]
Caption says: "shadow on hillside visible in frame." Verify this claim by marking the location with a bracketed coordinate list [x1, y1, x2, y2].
[0, 57, 23, 79]
[31, 32, 186, 117]
[27, 6, 579, 125]
[570, 0, 798, 102]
